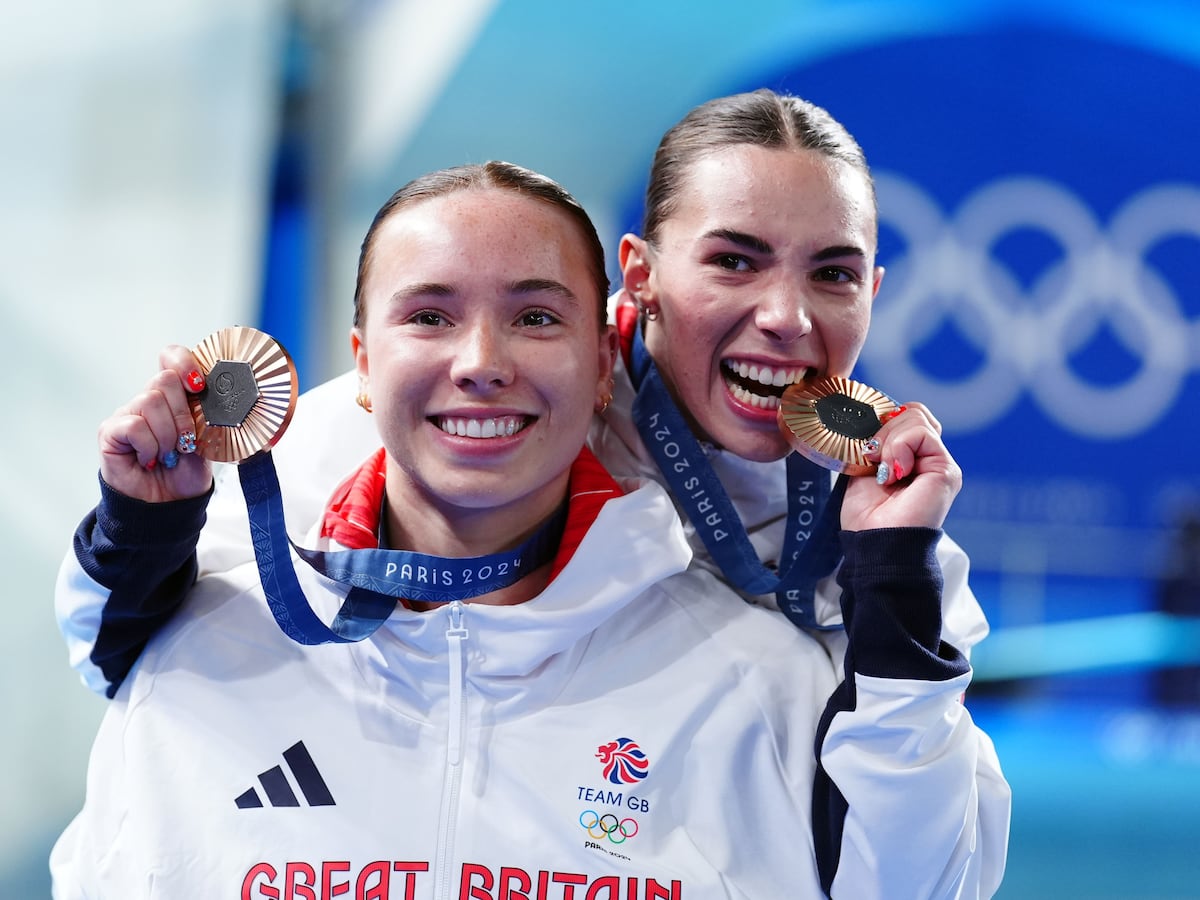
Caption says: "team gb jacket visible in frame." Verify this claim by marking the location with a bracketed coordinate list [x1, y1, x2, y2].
[54, 455, 863, 899]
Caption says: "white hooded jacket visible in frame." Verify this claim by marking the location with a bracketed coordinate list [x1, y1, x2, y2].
[55, 308, 1010, 897]
[54, 461, 861, 898]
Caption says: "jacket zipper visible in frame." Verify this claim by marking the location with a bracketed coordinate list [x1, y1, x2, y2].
[433, 600, 469, 900]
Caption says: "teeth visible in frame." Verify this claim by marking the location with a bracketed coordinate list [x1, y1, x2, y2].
[439, 416, 526, 438]
[725, 360, 807, 391]
[728, 382, 781, 409]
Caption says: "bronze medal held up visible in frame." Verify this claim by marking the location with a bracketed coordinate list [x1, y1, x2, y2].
[187, 326, 299, 463]
[778, 376, 898, 476]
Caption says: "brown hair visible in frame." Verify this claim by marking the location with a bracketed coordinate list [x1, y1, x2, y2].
[353, 161, 609, 328]
[642, 89, 875, 246]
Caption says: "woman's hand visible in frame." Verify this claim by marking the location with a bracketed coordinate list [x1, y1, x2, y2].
[839, 402, 961, 532]
[97, 345, 213, 502]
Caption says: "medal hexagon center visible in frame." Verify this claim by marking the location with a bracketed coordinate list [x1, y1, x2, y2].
[201, 360, 260, 427]
[813, 393, 880, 440]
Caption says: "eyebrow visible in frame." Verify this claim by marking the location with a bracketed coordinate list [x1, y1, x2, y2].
[703, 228, 774, 255]
[704, 230, 867, 265]
[388, 279, 578, 304]
[389, 283, 453, 303]
[811, 245, 867, 262]
[509, 278, 579, 301]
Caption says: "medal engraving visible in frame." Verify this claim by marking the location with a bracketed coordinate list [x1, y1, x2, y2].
[778, 376, 898, 476]
[188, 326, 298, 463]
[200, 360, 260, 427]
[813, 393, 881, 441]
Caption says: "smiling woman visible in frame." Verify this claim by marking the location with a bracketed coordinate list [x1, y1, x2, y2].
[622, 144, 879, 463]
[348, 174, 614, 573]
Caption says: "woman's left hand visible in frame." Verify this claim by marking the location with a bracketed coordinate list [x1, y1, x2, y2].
[839, 401, 962, 532]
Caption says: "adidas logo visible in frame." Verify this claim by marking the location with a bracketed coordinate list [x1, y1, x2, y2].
[235, 740, 336, 809]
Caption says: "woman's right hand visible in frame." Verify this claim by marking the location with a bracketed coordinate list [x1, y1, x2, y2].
[840, 401, 962, 533]
[97, 345, 213, 502]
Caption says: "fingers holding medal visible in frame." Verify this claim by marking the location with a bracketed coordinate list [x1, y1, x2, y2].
[98, 345, 215, 502]
[860, 401, 957, 488]
[778, 376, 962, 530]
[97, 327, 297, 504]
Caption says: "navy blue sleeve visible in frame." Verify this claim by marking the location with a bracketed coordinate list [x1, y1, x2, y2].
[74, 476, 211, 697]
[812, 527, 970, 896]
[832, 527, 969, 681]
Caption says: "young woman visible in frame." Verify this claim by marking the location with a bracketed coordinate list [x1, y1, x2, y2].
[57, 91, 1010, 897]
[598, 93, 1009, 898]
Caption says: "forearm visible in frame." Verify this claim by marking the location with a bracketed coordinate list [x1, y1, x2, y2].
[813, 528, 1010, 899]
[56, 475, 210, 697]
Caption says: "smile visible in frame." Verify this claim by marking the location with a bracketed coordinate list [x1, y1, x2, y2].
[721, 360, 811, 410]
[436, 415, 529, 438]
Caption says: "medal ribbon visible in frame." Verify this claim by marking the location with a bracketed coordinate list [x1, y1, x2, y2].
[237, 452, 566, 645]
[628, 326, 845, 629]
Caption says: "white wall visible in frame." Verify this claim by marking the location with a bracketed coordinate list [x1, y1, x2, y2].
[0, 1, 282, 887]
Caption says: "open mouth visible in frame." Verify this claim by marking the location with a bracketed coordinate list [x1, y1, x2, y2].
[435, 415, 531, 438]
[721, 360, 812, 410]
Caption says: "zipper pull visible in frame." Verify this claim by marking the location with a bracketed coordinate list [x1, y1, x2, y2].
[446, 599, 469, 641]
[446, 600, 469, 766]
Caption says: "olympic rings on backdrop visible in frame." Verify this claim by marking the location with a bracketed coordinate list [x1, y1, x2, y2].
[862, 175, 1200, 439]
[579, 809, 639, 844]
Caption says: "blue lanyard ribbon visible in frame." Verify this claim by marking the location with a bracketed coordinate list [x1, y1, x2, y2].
[628, 327, 845, 630]
[237, 452, 566, 645]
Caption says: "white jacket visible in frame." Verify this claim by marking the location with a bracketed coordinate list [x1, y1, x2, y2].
[55, 473, 868, 898]
[56, 349, 1010, 897]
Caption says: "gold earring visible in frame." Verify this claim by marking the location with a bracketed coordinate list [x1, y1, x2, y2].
[596, 392, 613, 414]
[352, 374, 372, 415]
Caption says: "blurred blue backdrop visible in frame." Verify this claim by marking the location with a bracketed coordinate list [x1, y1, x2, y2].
[4, 1, 1198, 896]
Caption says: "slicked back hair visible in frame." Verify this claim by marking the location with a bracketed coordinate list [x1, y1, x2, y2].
[642, 89, 875, 247]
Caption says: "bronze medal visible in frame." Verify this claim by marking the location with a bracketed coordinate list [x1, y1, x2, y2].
[187, 326, 298, 463]
[778, 376, 898, 476]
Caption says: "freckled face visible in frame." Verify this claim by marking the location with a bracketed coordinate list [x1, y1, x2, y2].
[352, 188, 613, 529]
[634, 145, 882, 462]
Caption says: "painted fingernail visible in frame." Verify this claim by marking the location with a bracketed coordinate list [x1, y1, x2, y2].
[875, 461, 891, 485]
[185, 370, 206, 392]
[162, 450, 179, 470]
[144, 457, 158, 471]
[177, 431, 197, 454]
[892, 460, 904, 480]
[880, 404, 908, 423]
[864, 438, 880, 454]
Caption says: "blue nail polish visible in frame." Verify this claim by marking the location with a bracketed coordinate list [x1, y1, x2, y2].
[162, 450, 179, 470]
[875, 461, 890, 485]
